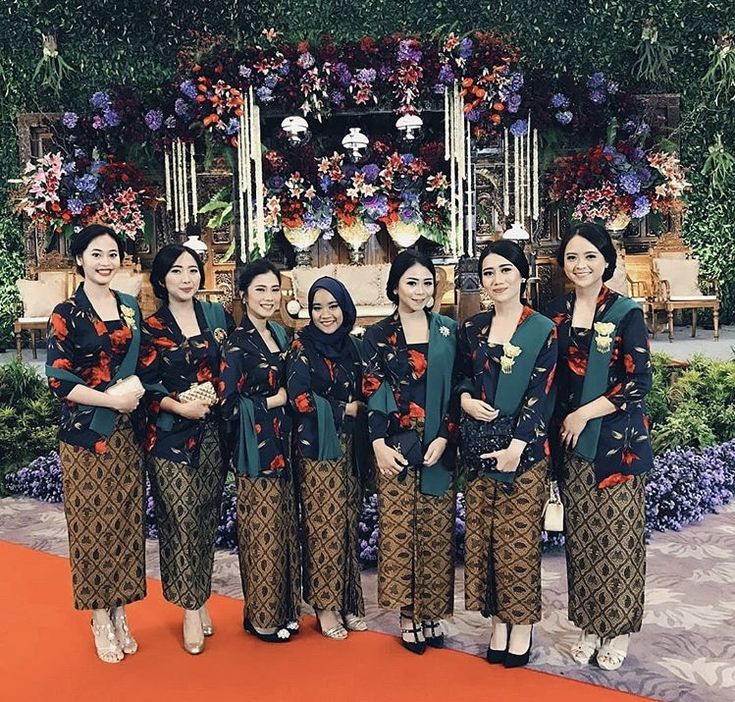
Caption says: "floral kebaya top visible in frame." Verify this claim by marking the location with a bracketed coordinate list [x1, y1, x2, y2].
[456, 306, 558, 466]
[361, 310, 459, 444]
[286, 334, 363, 460]
[137, 300, 234, 468]
[545, 286, 654, 486]
[220, 314, 291, 478]
[46, 284, 143, 454]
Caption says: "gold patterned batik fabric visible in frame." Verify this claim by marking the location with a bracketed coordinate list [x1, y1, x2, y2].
[377, 467, 456, 620]
[236, 475, 301, 629]
[562, 452, 646, 638]
[464, 458, 548, 624]
[60, 421, 146, 610]
[299, 436, 365, 616]
[149, 421, 226, 610]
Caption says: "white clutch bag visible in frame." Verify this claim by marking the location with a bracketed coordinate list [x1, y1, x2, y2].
[105, 375, 144, 396]
[178, 381, 217, 405]
[543, 480, 564, 532]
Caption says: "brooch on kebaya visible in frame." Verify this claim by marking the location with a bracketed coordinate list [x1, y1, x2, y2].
[213, 327, 227, 344]
[593, 322, 616, 353]
[500, 342, 522, 374]
[439, 325, 450, 337]
[120, 304, 137, 330]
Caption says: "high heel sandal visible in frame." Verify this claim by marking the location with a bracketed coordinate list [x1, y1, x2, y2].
[504, 626, 533, 668]
[486, 621, 508, 664]
[243, 616, 291, 643]
[199, 605, 214, 637]
[400, 613, 426, 655]
[422, 619, 445, 649]
[183, 610, 205, 655]
[597, 634, 630, 671]
[90, 619, 124, 664]
[343, 613, 368, 632]
[317, 612, 348, 640]
[111, 606, 138, 655]
[571, 631, 601, 665]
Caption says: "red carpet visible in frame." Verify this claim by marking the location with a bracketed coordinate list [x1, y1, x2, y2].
[0, 540, 653, 702]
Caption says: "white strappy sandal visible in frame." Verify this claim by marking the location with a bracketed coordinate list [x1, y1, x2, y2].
[570, 631, 601, 664]
[597, 634, 631, 671]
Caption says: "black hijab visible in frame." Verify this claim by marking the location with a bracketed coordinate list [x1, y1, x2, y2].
[298, 276, 357, 360]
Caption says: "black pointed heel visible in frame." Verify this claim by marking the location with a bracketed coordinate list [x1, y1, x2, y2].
[400, 614, 426, 655]
[504, 628, 533, 668]
[422, 619, 445, 649]
[244, 616, 291, 643]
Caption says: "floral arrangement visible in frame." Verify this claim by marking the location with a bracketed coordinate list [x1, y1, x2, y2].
[548, 140, 690, 227]
[10, 438, 735, 563]
[15, 149, 150, 239]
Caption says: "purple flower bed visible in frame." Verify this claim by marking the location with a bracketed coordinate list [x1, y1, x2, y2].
[7, 439, 735, 567]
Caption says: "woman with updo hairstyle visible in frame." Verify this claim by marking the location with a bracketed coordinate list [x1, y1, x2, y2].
[546, 222, 653, 670]
[361, 250, 459, 654]
[46, 224, 146, 663]
[137, 243, 234, 654]
[456, 239, 557, 668]
[220, 259, 301, 643]
[286, 277, 368, 640]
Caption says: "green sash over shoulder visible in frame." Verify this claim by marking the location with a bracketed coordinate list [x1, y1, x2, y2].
[236, 321, 288, 477]
[493, 313, 554, 417]
[368, 313, 457, 496]
[45, 292, 142, 438]
[575, 296, 639, 462]
[153, 300, 229, 432]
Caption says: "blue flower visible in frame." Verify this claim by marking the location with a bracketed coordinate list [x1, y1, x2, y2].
[550, 92, 570, 109]
[225, 118, 240, 136]
[619, 172, 641, 194]
[555, 110, 573, 125]
[238, 65, 252, 80]
[144, 109, 163, 131]
[632, 195, 651, 218]
[174, 98, 190, 117]
[510, 119, 528, 137]
[588, 71, 606, 89]
[264, 73, 278, 89]
[361, 164, 380, 183]
[75, 174, 99, 194]
[458, 37, 473, 60]
[179, 80, 198, 100]
[269, 175, 285, 191]
[102, 108, 120, 128]
[330, 90, 345, 107]
[438, 64, 455, 85]
[507, 93, 522, 113]
[466, 108, 480, 122]
[398, 39, 422, 64]
[508, 72, 524, 92]
[67, 198, 84, 215]
[62, 112, 79, 129]
[362, 194, 388, 219]
[356, 68, 376, 84]
[277, 60, 291, 76]
[589, 88, 607, 104]
[90, 91, 111, 110]
[256, 86, 274, 103]
[297, 51, 315, 70]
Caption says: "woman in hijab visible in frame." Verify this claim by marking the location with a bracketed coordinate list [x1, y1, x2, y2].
[286, 277, 368, 640]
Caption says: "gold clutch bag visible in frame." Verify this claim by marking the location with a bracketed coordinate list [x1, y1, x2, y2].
[178, 381, 217, 405]
[105, 375, 144, 396]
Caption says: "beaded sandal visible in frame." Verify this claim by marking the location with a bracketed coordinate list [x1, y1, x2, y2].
[571, 631, 601, 664]
[90, 619, 123, 664]
[597, 634, 630, 671]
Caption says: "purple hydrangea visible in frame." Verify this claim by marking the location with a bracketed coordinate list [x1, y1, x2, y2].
[238, 65, 252, 80]
[179, 79, 198, 100]
[268, 175, 285, 190]
[75, 173, 99, 193]
[264, 73, 279, 89]
[398, 39, 422, 63]
[174, 97, 190, 117]
[632, 195, 651, 218]
[296, 51, 315, 70]
[507, 93, 522, 113]
[330, 90, 346, 107]
[334, 62, 352, 87]
[589, 89, 607, 104]
[277, 60, 291, 76]
[555, 110, 573, 125]
[67, 198, 84, 215]
[319, 174, 333, 193]
[466, 108, 481, 122]
[144, 109, 163, 131]
[458, 37, 473, 60]
[62, 112, 79, 129]
[619, 172, 641, 194]
[361, 163, 380, 183]
[508, 72, 524, 92]
[550, 93, 570, 109]
[90, 91, 111, 109]
[256, 86, 274, 103]
[510, 119, 528, 137]
[588, 71, 606, 89]
[362, 193, 389, 219]
[355, 68, 376, 85]
[102, 108, 120, 128]
[225, 118, 240, 135]
[438, 64, 455, 85]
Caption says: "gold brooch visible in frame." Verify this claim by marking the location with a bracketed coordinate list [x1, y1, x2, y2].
[500, 342, 522, 374]
[120, 304, 137, 330]
[593, 321, 616, 353]
[213, 327, 227, 344]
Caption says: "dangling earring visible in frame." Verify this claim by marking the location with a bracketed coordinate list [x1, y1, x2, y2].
[425, 296, 435, 310]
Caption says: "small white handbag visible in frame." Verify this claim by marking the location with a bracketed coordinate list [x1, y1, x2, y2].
[543, 480, 564, 532]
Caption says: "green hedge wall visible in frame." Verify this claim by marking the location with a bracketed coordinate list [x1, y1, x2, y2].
[2, 0, 734, 345]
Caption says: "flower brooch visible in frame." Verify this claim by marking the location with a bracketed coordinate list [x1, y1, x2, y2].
[593, 321, 616, 353]
[120, 304, 137, 330]
[439, 325, 450, 337]
[500, 342, 522, 374]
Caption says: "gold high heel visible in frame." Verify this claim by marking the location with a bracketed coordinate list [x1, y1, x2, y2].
[90, 618, 124, 664]
[111, 606, 138, 655]
[183, 610, 205, 655]
[343, 613, 368, 632]
[199, 604, 214, 637]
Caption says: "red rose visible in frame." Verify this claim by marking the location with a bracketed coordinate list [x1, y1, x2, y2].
[408, 349, 427, 379]
[50, 312, 69, 341]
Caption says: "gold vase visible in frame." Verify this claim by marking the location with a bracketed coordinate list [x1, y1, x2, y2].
[337, 221, 374, 264]
[387, 220, 422, 250]
[283, 225, 320, 267]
